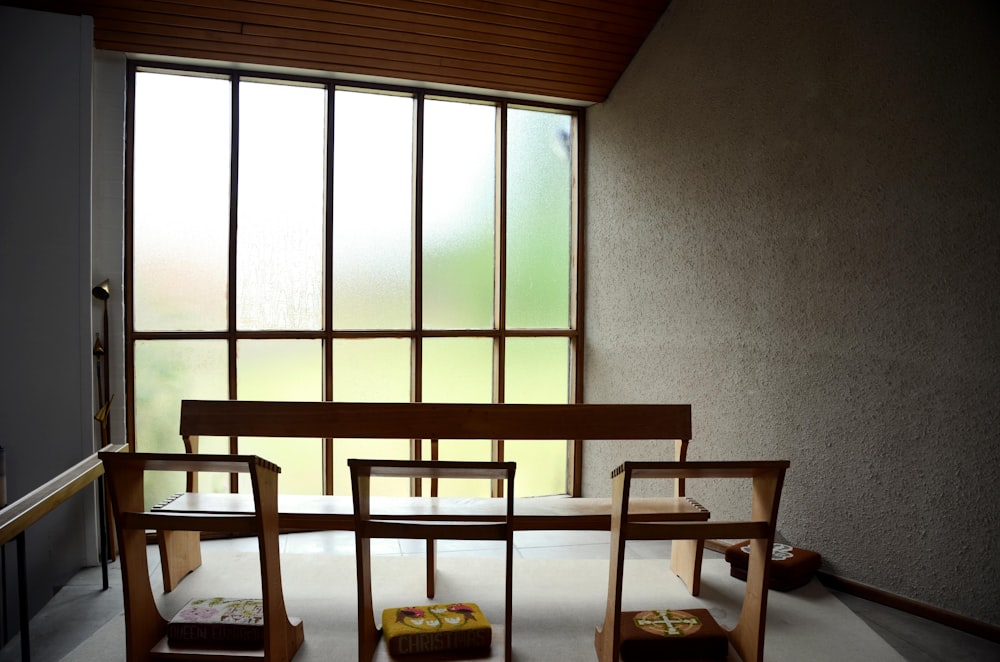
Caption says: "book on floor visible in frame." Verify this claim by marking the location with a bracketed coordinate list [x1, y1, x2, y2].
[381, 602, 492, 656]
[167, 597, 264, 648]
[618, 608, 729, 660]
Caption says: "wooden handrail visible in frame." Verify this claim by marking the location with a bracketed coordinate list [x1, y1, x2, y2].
[0, 443, 127, 546]
[0, 442, 127, 662]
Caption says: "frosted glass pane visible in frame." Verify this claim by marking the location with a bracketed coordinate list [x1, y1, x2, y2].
[331, 339, 411, 495]
[503, 338, 569, 496]
[236, 436, 322, 495]
[237, 339, 321, 401]
[236, 339, 323, 494]
[422, 337, 493, 404]
[133, 73, 230, 331]
[507, 109, 572, 328]
[332, 90, 413, 329]
[237, 81, 325, 331]
[423, 100, 495, 329]
[332, 338, 410, 402]
[134, 340, 228, 507]
[422, 338, 492, 495]
[505, 438, 567, 497]
[503, 337, 569, 405]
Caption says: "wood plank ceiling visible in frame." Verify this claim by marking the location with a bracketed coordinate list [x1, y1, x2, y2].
[9, 0, 670, 104]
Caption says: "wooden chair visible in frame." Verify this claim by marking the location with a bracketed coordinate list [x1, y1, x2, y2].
[595, 461, 789, 662]
[99, 449, 304, 662]
[350, 459, 516, 662]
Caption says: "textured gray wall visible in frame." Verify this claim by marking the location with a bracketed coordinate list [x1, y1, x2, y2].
[584, 1, 999, 625]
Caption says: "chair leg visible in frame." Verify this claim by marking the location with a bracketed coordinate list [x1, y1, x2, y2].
[669, 539, 704, 596]
[356, 536, 381, 661]
[157, 530, 202, 592]
[425, 538, 436, 598]
[595, 471, 629, 662]
[727, 537, 771, 662]
[594, 565, 624, 662]
[503, 539, 514, 662]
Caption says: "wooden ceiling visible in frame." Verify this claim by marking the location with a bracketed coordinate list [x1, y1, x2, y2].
[10, 1, 670, 104]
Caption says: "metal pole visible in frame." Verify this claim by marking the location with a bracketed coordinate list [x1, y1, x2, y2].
[2, 544, 7, 644]
[98, 476, 109, 590]
[101, 300, 110, 441]
[16, 532, 28, 662]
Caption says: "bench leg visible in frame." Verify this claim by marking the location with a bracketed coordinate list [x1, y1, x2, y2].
[425, 538, 436, 598]
[157, 530, 202, 592]
[670, 539, 704, 596]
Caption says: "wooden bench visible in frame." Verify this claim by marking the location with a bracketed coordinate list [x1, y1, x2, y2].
[154, 400, 710, 597]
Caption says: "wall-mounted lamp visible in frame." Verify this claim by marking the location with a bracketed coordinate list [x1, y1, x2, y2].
[92, 279, 111, 446]
[92, 278, 110, 301]
[91, 279, 118, 561]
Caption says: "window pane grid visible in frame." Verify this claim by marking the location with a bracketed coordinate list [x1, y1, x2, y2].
[128, 63, 580, 502]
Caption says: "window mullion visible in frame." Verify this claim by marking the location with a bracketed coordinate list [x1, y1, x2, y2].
[493, 103, 508, 496]
[323, 82, 336, 495]
[411, 93, 425, 496]
[227, 74, 240, 494]
[569, 111, 585, 496]
[124, 62, 138, 448]
[494, 103, 508, 406]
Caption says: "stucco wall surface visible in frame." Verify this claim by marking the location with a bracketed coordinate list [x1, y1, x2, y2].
[584, 0, 999, 625]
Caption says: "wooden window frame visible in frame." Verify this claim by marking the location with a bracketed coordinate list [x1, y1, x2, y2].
[124, 60, 586, 496]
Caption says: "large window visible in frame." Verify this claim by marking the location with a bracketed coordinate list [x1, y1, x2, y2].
[127, 64, 581, 505]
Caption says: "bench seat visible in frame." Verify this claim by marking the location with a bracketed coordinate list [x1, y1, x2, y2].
[155, 493, 709, 531]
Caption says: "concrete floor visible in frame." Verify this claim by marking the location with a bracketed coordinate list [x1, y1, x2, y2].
[2, 530, 998, 661]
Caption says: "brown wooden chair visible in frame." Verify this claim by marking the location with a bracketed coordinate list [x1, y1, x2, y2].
[595, 460, 789, 662]
[99, 449, 304, 662]
[350, 459, 516, 662]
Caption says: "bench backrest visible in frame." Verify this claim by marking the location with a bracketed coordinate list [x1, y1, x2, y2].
[178, 400, 693, 496]
[180, 400, 692, 441]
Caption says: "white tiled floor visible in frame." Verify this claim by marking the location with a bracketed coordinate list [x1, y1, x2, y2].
[2, 531, 998, 662]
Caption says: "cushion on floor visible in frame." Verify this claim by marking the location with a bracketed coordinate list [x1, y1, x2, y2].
[381, 602, 492, 656]
[724, 541, 821, 591]
[618, 608, 728, 660]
